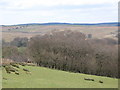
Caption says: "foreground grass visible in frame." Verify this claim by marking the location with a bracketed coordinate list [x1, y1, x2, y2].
[0, 68, 2, 89]
[2, 66, 118, 88]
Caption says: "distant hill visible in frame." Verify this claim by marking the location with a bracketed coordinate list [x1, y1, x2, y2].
[3, 22, 118, 26]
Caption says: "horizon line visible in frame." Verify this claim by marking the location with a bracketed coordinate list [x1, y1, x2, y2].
[1, 21, 118, 26]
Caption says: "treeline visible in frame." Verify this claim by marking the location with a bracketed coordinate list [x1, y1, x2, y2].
[28, 30, 118, 78]
[2, 37, 28, 47]
[2, 37, 28, 62]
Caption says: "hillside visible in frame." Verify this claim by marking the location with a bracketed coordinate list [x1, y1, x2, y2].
[2, 23, 118, 42]
[2, 22, 118, 26]
[2, 65, 118, 88]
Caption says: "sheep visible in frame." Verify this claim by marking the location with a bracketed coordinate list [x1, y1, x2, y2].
[15, 72, 19, 75]
[99, 80, 103, 83]
[23, 68, 31, 75]
[5, 68, 10, 73]
[5, 67, 11, 74]
[19, 63, 26, 66]
[6, 69, 11, 74]
[10, 63, 19, 68]
[3, 77, 7, 80]
[26, 71, 31, 75]
[11, 64, 19, 68]
[84, 78, 94, 81]
[9, 67, 18, 72]
[23, 68, 30, 72]
[9, 69, 16, 72]
[5, 66, 18, 73]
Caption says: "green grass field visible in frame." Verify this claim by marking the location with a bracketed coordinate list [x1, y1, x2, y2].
[0, 68, 2, 89]
[2, 65, 118, 88]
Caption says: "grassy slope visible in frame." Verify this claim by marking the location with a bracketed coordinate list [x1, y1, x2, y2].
[0, 68, 2, 89]
[2, 66, 118, 88]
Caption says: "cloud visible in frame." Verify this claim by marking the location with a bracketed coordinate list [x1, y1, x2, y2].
[0, 0, 118, 25]
[0, 0, 119, 10]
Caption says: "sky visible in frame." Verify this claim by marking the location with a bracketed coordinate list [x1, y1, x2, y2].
[0, 0, 119, 25]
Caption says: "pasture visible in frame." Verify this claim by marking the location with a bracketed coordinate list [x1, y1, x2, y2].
[2, 65, 118, 88]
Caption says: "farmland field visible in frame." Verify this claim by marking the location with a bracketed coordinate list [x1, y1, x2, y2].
[2, 23, 119, 88]
[2, 25, 118, 41]
[2, 65, 118, 88]
[1, 0, 119, 88]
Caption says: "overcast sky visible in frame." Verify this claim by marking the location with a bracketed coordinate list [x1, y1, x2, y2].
[0, 0, 119, 25]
